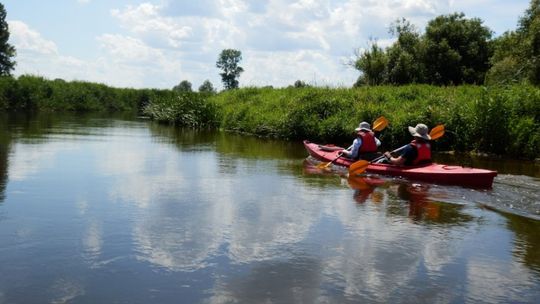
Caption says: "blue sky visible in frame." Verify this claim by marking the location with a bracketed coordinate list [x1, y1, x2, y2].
[3, 0, 531, 90]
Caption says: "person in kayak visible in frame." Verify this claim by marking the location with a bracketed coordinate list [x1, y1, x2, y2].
[341, 121, 382, 161]
[383, 123, 432, 166]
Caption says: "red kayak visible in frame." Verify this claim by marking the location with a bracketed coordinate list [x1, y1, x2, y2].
[303, 140, 497, 188]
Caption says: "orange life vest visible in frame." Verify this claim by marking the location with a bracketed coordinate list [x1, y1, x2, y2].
[357, 131, 377, 153]
[410, 140, 432, 165]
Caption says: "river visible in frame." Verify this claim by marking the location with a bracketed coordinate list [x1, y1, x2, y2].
[0, 113, 538, 303]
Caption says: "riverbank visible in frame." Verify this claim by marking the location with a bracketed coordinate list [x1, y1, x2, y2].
[1, 75, 538, 159]
[206, 85, 539, 159]
[0, 75, 171, 112]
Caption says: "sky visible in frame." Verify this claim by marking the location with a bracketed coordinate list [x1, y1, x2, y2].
[2, 0, 532, 90]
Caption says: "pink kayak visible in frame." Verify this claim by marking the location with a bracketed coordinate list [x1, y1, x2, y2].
[303, 140, 497, 188]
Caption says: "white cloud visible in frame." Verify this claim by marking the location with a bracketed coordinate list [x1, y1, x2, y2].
[106, 0, 398, 87]
[97, 34, 162, 63]
[77, 0, 91, 4]
[9, 20, 58, 55]
[6, 1, 531, 89]
[7, 20, 186, 88]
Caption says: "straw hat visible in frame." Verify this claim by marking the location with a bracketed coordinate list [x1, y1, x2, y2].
[408, 123, 431, 140]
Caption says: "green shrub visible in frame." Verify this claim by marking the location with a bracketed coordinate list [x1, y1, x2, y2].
[143, 92, 218, 128]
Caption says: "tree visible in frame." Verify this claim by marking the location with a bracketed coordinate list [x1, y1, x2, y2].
[216, 49, 243, 90]
[293, 80, 309, 88]
[486, 31, 526, 85]
[518, 0, 540, 33]
[352, 42, 388, 86]
[423, 13, 492, 85]
[173, 80, 192, 92]
[0, 3, 15, 76]
[487, 0, 540, 85]
[386, 18, 425, 84]
[518, 0, 540, 84]
[198, 79, 216, 94]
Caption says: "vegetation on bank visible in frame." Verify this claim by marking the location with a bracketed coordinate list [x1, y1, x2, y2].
[0, 75, 538, 159]
[0, 75, 169, 112]
[208, 85, 540, 159]
[143, 91, 219, 128]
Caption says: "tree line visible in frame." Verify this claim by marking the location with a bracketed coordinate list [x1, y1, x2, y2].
[352, 0, 540, 86]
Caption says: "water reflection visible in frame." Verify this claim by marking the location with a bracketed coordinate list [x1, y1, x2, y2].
[499, 211, 540, 272]
[0, 113, 10, 203]
[209, 255, 324, 303]
[393, 183, 474, 225]
[0, 113, 539, 303]
[147, 123, 305, 160]
[347, 176, 385, 204]
[82, 220, 103, 265]
[94, 127, 322, 272]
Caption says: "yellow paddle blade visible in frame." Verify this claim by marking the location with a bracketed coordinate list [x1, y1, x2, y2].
[347, 175, 370, 190]
[316, 152, 344, 169]
[429, 124, 445, 140]
[348, 160, 370, 175]
[372, 116, 389, 132]
[316, 161, 332, 169]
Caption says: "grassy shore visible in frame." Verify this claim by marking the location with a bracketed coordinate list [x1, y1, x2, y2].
[206, 85, 539, 159]
[1, 75, 538, 159]
[0, 75, 170, 113]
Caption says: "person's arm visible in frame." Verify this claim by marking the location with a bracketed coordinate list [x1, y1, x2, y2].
[384, 151, 406, 165]
[342, 138, 362, 158]
[375, 137, 381, 147]
[348, 138, 362, 159]
[384, 145, 412, 165]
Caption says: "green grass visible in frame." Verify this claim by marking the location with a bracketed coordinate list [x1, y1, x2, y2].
[0, 75, 163, 112]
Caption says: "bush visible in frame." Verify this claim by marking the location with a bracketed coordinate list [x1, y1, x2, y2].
[143, 91, 218, 128]
[0, 75, 152, 112]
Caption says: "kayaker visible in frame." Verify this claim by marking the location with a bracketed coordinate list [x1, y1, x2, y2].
[341, 121, 381, 160]
[383, 123, 432, 166]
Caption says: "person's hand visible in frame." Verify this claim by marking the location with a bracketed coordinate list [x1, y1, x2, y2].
[384, 152, 392, 159]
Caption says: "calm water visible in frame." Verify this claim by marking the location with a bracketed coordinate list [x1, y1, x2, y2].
[0, 113, 539, 304]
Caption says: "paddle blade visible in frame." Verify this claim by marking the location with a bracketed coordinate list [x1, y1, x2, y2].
[347, 175, 370, 190]
[316, 161, 332, 169]
[429, 124, 445, 140]
[372, 116, 389, 132]
[348, 160, 370, 175]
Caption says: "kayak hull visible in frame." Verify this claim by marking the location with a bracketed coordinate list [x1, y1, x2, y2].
[303, 140, 497, 188]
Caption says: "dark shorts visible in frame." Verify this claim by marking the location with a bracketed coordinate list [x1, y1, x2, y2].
[359, 152, 382, 161]
[343, 152, 382, 162]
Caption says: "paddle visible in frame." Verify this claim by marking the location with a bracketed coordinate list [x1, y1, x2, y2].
[316, 116, 389, 169]
[348, 124, 445, 175]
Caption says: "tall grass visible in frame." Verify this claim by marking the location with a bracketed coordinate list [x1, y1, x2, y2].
[0, 75, 159, 112]
[143, 91, 219, 128]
